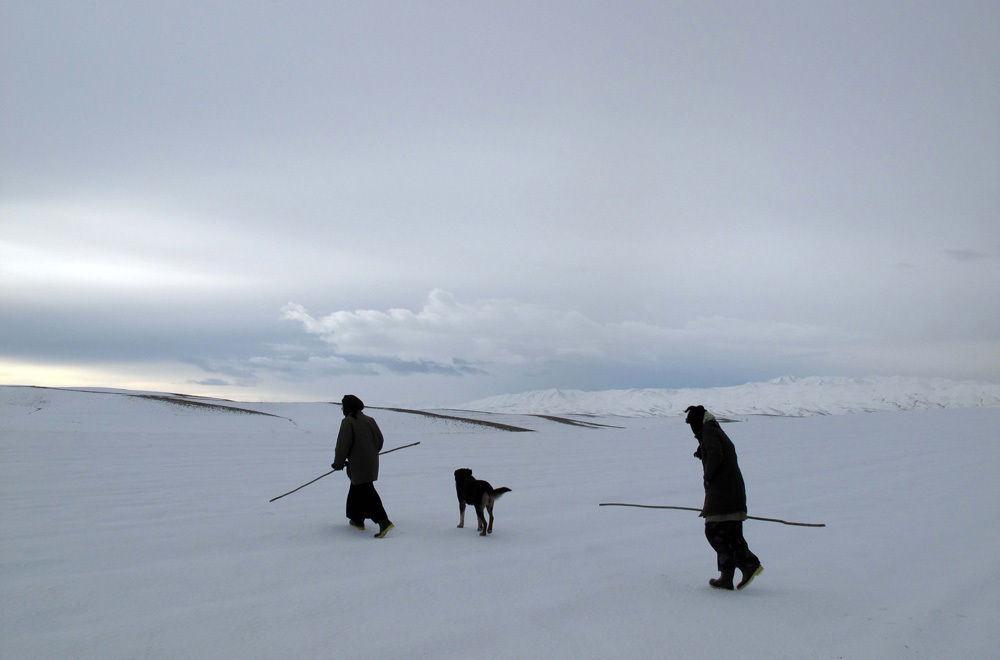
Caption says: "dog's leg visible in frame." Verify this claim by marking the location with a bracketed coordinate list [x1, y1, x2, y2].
[487, 500, 495, 534]
[458, 501, 465, 528]
[475, 500, 487, 535]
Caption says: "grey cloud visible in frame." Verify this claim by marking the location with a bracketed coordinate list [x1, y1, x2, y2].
[354, 356, 488, 377]
[283, 290, 864, 376]
[187, 378, 235, 387]
[945, 249, 993, 262]
[187, 350, 484, 384]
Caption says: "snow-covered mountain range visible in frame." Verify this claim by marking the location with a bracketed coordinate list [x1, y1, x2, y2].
[459, 376, 1000, 417]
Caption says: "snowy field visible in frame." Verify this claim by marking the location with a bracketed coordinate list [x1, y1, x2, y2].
[2, 385, 999, 659]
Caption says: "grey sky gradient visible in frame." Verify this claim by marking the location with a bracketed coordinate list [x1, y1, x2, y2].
[2, 1, 998, 405]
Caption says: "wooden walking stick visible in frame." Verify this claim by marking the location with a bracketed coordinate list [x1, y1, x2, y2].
[270, 470, 335, 503]
[269, 442, 421, 502]
[378, 441, 421, 456]
[598, 502, 825, 528]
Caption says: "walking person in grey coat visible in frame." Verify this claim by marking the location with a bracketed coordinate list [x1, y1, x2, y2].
[332, 395, 394, 538]
[685, 405, 762, 590]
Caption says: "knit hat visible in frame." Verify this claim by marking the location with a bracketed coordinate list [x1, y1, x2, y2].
[342, 394, 365, 415]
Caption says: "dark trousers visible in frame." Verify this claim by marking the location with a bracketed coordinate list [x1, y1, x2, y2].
[345, 482, 388, 524]
[705, 521, 759, 573]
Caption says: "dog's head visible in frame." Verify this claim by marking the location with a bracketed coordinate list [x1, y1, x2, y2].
[454, 468, 473, 482]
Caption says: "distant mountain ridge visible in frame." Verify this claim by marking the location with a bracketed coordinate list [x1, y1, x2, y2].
[459, 376, 1000, 418]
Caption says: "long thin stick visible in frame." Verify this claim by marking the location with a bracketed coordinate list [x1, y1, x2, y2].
[599, 502, 825, 528]
[270, 470, 335, 502]
[378, 441, 421, 455]
[269, 441, 421, 503]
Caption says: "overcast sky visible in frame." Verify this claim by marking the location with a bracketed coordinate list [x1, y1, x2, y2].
[2, 1, 998, 406]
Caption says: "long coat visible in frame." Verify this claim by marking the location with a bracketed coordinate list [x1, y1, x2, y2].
[696, 420, 748, 519]
[333, 413, 385, 485]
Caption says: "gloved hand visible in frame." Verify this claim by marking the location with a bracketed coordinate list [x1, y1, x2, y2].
[332, 463, 343, 471]
[693, 447, 702, 459]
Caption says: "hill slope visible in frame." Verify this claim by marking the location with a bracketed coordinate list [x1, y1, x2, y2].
[460, 375, 1000, 417]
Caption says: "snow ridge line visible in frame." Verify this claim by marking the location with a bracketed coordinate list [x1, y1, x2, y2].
[127, 394, 288, 419]
[370, 406, 535, 432]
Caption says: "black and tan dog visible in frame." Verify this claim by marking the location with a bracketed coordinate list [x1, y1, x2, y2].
[454, 468, 511, 536]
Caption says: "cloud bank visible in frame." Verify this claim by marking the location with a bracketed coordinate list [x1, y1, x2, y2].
[282, 289, 858, 377]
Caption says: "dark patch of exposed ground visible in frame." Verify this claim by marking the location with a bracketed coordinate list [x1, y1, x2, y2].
[370, 407, 535, 432]
[127, 394, 286, 418]
[372, 406, 623, 431]
[23, 386, 287, 419]
[528, 414, 623, 429]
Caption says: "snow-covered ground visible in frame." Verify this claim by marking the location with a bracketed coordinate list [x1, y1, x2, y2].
[460, 375, 1000, 417]
[2, 384, 999, 659]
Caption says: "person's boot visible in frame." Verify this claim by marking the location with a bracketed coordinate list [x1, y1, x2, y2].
[709, 569, 735, 590]
[374, 520, 394, 538]
[348, 519, 365, 530]
[737, 561, 763, 590]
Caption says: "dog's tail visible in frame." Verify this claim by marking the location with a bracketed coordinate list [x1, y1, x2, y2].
[491, 487, 512, 498]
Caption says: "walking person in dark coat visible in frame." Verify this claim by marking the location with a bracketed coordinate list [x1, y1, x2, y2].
[332, 395, 394, 538]
[685, 405, 762, 590]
